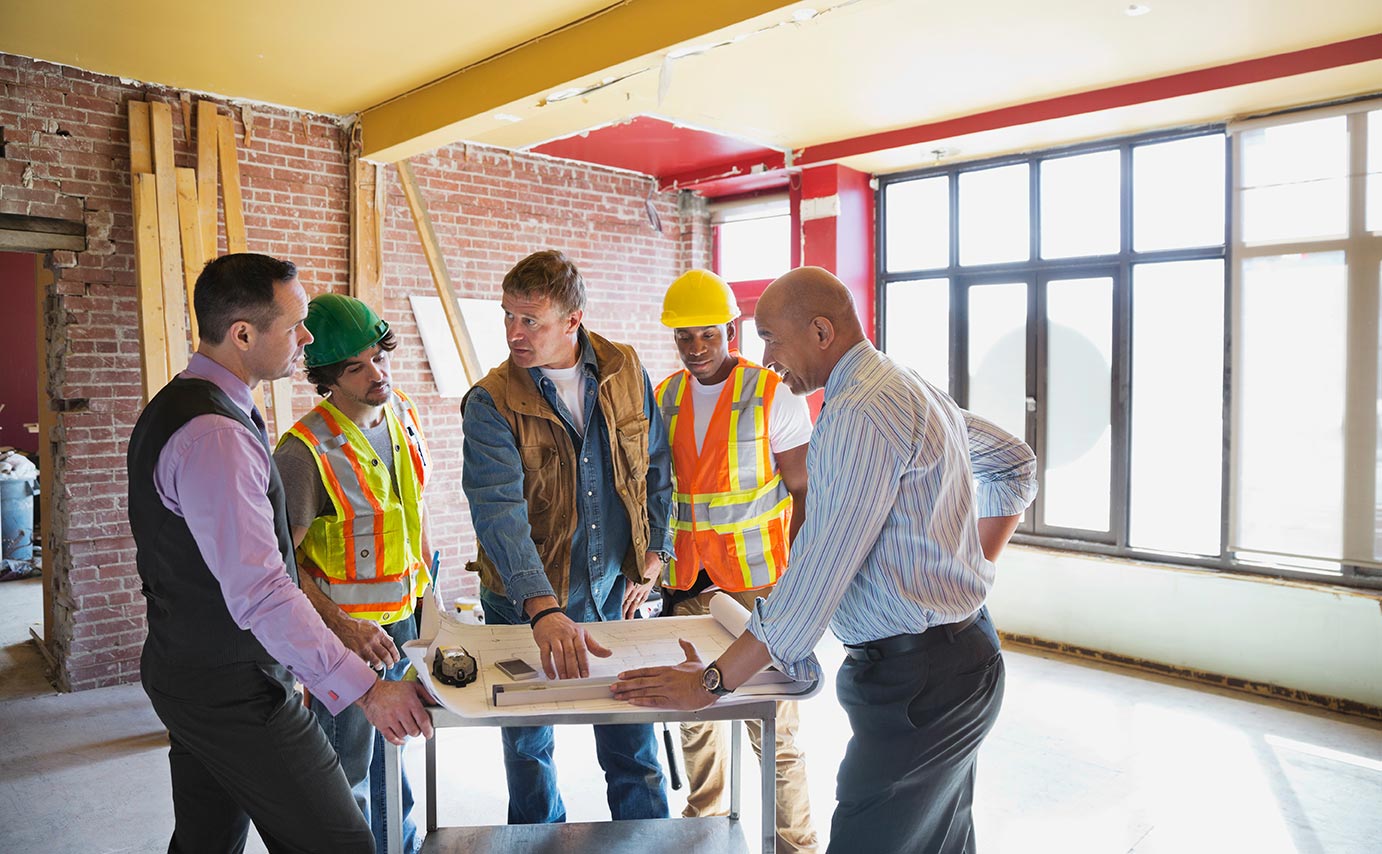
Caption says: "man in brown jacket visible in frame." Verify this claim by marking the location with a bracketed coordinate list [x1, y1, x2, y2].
[460, 249, 674, 824]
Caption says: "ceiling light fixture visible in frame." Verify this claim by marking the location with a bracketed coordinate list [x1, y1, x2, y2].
[1125, 4, 1151, 16]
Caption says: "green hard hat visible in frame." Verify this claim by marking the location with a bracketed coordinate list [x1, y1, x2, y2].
[302, 293, 390, 368]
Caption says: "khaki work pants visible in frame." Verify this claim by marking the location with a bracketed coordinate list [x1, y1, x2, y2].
[675, 587, 819, 853]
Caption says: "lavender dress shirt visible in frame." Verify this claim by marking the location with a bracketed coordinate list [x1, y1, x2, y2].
[152, 353, 375, 714]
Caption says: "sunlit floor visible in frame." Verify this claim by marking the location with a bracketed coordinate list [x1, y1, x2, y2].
[1, 575, 1379, 853]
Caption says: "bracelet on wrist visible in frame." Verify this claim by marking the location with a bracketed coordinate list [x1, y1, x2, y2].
[529, 606, 565, 628]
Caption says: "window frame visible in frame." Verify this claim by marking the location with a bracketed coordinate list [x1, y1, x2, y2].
[1227, 102, 1382, 586]
[880, 115, 1382, 590]
[874, 126, 1382, 588]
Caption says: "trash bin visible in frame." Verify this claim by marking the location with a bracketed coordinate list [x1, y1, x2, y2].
[1, 477, 37, 561]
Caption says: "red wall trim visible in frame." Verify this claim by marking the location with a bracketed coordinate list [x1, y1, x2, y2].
[797, 33, 1382, 165]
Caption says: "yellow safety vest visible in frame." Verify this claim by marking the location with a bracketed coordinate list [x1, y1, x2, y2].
[656, 360, 792, 592]
[280, 389, 430, 624]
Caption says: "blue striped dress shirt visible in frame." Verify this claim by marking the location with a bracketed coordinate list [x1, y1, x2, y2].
[746, 341, 1038, 680]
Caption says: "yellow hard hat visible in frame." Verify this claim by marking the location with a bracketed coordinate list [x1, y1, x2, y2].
[660, 269, 741, 328]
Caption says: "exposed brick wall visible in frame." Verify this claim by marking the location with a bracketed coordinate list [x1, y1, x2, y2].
[374, 146, 704, 607]
[0, 52, 708, 691]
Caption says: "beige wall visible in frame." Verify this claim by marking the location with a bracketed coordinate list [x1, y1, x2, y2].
[988, 546, 1382, 710]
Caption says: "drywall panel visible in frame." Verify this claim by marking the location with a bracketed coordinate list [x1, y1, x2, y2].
[988, 547, 1382, 707]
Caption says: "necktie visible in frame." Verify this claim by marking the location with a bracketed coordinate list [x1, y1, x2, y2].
[249, 406, 270, 449]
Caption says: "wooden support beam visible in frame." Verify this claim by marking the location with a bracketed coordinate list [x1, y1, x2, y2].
[175, 167, 203, 348]
[349, 157, 384, 313]
[396, 160, 482, 385]
[358, 0, 796, 162]
[0, 228, 84, 252]
[132, 173, 169, 399]
[150, 101, 189, 376]
[196, 100, 220, 259]
[217, 114, 247, 253]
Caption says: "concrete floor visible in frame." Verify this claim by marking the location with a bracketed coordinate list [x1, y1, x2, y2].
[2, 575, 1380, 853]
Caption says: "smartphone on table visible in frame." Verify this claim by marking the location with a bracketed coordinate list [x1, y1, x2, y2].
[495, 657, 538, 681]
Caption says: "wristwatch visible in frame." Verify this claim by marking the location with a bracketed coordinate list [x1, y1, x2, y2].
[701, 659, 732, 696]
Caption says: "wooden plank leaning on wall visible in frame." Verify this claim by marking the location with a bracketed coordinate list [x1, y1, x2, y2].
[196, 100, 219, 261]
[128, 101, 169, 401]
[396, 159, 483, 387]
[174, 167, 204, 347]
[148, 101, 189, 377]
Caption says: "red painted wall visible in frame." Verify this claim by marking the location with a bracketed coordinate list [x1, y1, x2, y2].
[0, 52, 710, 690]
[801, 165, 876, 342]
[0, 252, 38, 455]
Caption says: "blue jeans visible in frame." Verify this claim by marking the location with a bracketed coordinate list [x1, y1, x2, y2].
[309, 617, 420, 854]
[482, 589, 669, 824]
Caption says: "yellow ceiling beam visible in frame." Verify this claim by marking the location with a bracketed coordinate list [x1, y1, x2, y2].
[358, 0, 798, 162]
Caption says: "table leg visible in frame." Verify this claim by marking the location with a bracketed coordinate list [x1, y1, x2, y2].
[426, 733, 438, 831]
[383, 740, 403, 854]
[729, 718, 743, 820]
[761, 712, 776, 854]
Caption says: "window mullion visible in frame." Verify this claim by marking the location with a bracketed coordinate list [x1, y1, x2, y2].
[1342, 111, 1378, 565]
[1113, 144, 1134, 548]
[1219, 133, 1235, 563]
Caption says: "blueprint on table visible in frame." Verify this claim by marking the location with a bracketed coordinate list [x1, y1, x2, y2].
[405, 592, 820, 718]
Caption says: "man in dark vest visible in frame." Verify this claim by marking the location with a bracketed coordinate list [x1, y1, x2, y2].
[127, 253, 433, 854]
[461, 249, 673, 824]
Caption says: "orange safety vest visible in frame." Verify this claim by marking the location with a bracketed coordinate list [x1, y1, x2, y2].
[655, 359, 792, 592]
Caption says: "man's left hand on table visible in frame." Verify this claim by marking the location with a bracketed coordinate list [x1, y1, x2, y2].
[611, 638, 717, 711]
[620, 550, 663, 620]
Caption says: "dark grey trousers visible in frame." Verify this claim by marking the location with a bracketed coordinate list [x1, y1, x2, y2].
[142, 654, 375, 854]
[827, 610, 1006, 854]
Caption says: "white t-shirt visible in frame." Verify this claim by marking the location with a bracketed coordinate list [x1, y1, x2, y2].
[539, 364, 587, 435]
[686, 372, 813, 455]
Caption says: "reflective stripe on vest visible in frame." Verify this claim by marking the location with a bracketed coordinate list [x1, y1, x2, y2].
[281, 392, 429, 623]
[656, 362, 791, 592]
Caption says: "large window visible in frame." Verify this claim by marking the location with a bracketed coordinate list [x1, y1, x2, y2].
[880, 103, 1382, 589]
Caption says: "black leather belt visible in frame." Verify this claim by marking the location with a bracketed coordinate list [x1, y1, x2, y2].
[843, 610, 983, 662]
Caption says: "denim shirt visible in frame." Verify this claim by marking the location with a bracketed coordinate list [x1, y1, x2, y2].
[462, 331, 673, 622]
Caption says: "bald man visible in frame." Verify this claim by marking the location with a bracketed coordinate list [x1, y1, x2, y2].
[613, 267, 1038, 853]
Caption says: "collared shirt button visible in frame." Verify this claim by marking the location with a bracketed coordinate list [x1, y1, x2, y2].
[587, 490, 593, 496]
[583, 457, 589, 463]
[591, 523, 597, 529]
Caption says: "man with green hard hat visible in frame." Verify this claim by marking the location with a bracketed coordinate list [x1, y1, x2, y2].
[274, 292, 435, 854]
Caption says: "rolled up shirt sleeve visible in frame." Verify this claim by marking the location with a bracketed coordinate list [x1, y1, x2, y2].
[747, 408, 902, 680]
[461, 388, 557, 608]
[160, 417, 376, 715]
[964, 411, 1039, 518]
